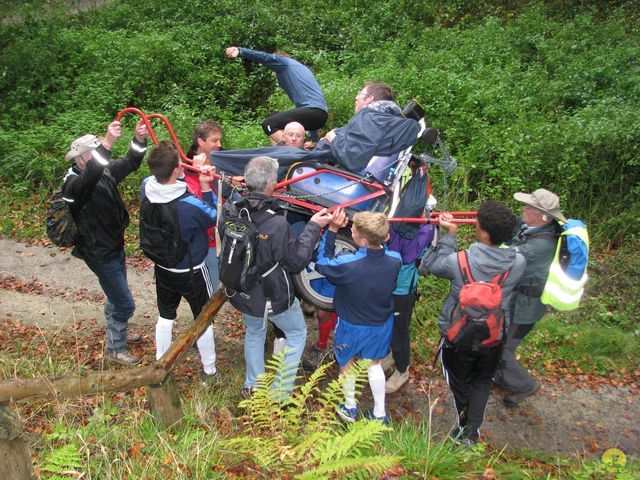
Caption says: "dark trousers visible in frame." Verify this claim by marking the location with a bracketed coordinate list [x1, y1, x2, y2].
[261, 107, 328, 135]
[154, 264, 213, 320]
[440, 343, 502, 441]
[390, 292, 416, 373]
[493, 323, 537, 393]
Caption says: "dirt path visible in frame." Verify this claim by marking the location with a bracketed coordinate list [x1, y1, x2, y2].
[0, 237, 638, 459]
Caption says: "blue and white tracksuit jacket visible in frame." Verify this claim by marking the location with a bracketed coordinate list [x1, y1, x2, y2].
[315, 230, 401, 327]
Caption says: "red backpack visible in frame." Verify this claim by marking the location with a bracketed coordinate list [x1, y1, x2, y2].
[445, 251, 511, 350]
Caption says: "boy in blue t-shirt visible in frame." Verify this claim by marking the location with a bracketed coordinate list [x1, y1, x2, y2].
[315, 208, 401, 423]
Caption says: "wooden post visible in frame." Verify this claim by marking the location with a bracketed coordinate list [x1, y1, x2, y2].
[147, 374, 183, 429]
[0, 405, 35, 480]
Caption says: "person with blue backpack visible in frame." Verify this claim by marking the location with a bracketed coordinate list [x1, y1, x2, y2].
[493, 188, 567, 405]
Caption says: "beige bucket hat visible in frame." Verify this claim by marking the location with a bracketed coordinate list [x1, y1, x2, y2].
[514, 188, 567, 223]
[65, 134, 101, 161]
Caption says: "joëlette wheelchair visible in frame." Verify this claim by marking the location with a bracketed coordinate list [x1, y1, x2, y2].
[114, 104, 475, 309]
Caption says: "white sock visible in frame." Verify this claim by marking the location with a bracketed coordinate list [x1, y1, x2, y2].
[342, 372, 357, 409]
[197, 324, 217, 375]
[155, 317, 174, 360]
[368, 363, 386, 418]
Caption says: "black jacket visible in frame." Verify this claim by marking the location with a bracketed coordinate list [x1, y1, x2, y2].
[62, 139, 147, 262]
[219, 192, 321, 317]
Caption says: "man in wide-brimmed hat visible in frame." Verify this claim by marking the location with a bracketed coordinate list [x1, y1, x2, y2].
[494, 188, 566, 405]
[62, 120, 149, 366]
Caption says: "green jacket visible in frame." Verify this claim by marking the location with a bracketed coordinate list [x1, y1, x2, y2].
[510, 222, 560, 325]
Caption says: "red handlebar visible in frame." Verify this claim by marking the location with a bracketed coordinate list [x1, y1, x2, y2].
[115, 107, 210, 175]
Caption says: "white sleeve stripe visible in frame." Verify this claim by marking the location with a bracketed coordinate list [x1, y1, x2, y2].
[92, 150, 109, 166]
[130, 141, 147, 153]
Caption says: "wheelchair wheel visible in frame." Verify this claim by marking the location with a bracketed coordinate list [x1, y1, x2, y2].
[293, 233, 356, 310]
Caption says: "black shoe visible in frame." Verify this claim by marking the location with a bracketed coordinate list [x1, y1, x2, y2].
[503, 381, 540, 406]
[241, 386, 256, 399]
[302, 347, 328, 371]
[200, 370, 219, 387]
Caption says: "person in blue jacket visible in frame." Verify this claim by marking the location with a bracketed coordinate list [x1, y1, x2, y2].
[141, 141, 219, 384]
[225, 46, 328, 145]
[316, 208, 401, 424]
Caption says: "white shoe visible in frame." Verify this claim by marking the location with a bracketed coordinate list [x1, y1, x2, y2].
[385, 369, 409, 394]
[273, 337, 287, 356]
[379, 353, 395, 373]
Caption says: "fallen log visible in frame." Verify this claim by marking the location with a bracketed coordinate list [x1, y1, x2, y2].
[0, 289, 227, 404]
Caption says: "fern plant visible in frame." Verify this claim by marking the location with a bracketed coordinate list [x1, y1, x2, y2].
[220, 355, 401, 479]
[39, 443, 84, 480]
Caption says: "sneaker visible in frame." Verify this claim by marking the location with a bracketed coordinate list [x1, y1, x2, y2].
[385, 368, 409, 394]
[273, 337, 287, 356]
[105, 349, 141, 366]
[200, 370, 219, 387]
[502, 381, 540, 406]
[379, 353, 395, 374]
[241, 386, 256, 399]
[302, 347, 328, 371]
[336, 404, 359, 423]
[448, 427, 478, 447]
[126, 331, 142, 345]
[362, 410, 389, 425]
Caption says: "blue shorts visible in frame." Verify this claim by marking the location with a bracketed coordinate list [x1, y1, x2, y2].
[333, 316, 393, 367]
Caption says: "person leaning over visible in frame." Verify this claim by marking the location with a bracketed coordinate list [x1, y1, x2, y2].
[218, 156, 333, 399]
[225, 46, 328, 145]
[315, 208, 402, 424]
[63, 120, 149, 366]
[419, 202, 525, 445]
[141, 141, 219, 383]
[493, 189, 566, 405]
[184, 119, 224, 287]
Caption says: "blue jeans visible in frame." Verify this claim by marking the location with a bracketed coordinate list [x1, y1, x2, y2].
[85, 250, 135, 353]
[243, 298, 307, 398]
[205, 247, 219, 290]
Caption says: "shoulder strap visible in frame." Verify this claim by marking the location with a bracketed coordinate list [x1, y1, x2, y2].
[458, 250, 512, 287]
[457, 251, 474, 285]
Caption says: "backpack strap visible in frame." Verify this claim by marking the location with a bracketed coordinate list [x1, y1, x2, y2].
[457, 250, 474, 285]
[458, 250, 511, 286]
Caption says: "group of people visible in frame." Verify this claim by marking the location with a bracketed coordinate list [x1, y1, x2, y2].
[59, 46, 567, 445]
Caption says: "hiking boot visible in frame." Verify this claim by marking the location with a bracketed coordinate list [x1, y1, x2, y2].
[273, 337, 287, 356]
[241, 386, 257, 399]
[502, 381, 540, 406]
[105, 349, 141, 366]
[379, 353, 395, 374]
[300, 300, 316, 317]
[362, 410, 390, 425]
[126, 331, 142, 345]
[385, 368, 409, 394]
[302, 346, 328, 371]
[336, 404, 359, 423]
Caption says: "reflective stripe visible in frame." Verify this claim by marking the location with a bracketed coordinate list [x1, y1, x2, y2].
[92, 149, 108, 166]
[130, 140, 147, 153]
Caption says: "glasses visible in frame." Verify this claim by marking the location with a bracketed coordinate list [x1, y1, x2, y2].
[355, 90, 371, 99]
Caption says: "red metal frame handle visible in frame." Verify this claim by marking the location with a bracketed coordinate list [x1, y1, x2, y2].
[114, 108, 211, 175]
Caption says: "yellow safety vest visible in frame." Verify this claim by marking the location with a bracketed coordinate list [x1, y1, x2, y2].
[541, 225, 589, 311]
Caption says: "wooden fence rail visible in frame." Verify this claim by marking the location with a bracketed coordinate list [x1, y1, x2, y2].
[0, 288, 228, 479]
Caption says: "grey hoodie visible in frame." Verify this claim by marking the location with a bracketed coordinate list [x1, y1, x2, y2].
[419, 234, 526, 337]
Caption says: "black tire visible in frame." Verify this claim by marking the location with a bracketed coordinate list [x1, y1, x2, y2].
[293, 233, 356, 310]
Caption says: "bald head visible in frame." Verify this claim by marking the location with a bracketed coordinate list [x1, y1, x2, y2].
[283, 122, 305, 148]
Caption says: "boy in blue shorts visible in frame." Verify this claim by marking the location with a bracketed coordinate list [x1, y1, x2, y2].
[315, 208, 401, 423]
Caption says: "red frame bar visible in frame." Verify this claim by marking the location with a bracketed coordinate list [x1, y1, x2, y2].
[112, 108, 477, 225]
